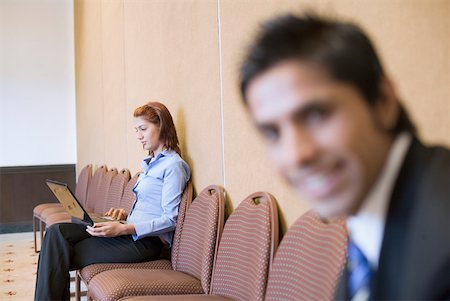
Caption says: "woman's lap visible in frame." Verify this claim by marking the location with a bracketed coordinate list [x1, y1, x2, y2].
[71, 233, 162, 269]
[46, 223, 162, 270]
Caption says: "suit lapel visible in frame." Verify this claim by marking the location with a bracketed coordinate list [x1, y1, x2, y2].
[372, 139, 426, 299]
[333, 139, 427, 300]
[333, 263, 348, 301]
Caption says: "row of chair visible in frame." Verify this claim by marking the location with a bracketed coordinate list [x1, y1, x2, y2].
[33, 165, 140, 253]
[33, 165, 348, 300]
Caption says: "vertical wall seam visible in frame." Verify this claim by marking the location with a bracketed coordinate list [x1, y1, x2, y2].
[122, 0, 129, 171]
[217, 0, 226, 188]
[73, 1, 80, 176]
[100, 1, 106, 166]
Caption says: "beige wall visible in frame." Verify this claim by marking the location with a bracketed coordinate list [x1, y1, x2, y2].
[75, 0, 450, 230]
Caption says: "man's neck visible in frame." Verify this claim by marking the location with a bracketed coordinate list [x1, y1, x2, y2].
[347, 133, 412, 268]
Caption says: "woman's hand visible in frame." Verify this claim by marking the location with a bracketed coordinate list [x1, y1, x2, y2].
[104, 207, 128, 220]
[86, 222, 135, 238]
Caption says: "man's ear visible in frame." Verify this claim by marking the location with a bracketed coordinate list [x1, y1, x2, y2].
[374, 76, 400, 132]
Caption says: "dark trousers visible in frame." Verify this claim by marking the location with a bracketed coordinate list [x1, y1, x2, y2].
[34, 223, 163, 301]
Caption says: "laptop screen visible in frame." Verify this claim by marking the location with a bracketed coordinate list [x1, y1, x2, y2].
[46, 180, 85, 220]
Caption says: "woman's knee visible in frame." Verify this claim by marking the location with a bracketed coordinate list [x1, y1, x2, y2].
[44, 223, 65, 238]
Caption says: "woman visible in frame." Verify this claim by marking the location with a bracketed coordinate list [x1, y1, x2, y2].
[34, 102, 190, 301]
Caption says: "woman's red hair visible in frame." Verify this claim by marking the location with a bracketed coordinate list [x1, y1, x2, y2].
[133, 102, 181, 155]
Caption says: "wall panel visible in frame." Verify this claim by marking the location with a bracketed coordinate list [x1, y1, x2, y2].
[220, 0, 312, 230]
[75, 0, 449, 230]
[219, 0, 450, 228]
[75, 0, 105, 171]
[325, 0, 450, 146]
[101, 0, 128, 170]
[122, 0, 223, 190]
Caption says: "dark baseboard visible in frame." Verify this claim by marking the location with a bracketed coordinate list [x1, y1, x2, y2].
[0, 164, 76, 231]
[0, 221, 35, 234]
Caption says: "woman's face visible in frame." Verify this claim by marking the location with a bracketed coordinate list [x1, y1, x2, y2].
[133, 116, 162, 153]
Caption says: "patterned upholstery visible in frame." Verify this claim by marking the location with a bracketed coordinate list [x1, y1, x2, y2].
[93, 168, 118, 214]
[174, 185, 224, 294]
[85, 165, 108, 211]
[118, 295, 230, 301]
[32, 164, 92, 252]
[105, 191, 279, 301]
[120, 172, 140, 214]
[86, 185, 225, 301]
[75, 164, 93, 206]
[209, 192, 279, 301]
[264, 210, 348, 301]
[89, 269, 205, 301]
[77, 181, 193, 286]
[103, 169, 131, 212]
[80, 260, 173, 286]
[170, 181, 193, 269]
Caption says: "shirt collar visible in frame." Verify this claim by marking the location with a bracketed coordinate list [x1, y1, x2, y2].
[141, 149, 174, 169]
[347, 133, 412, 268]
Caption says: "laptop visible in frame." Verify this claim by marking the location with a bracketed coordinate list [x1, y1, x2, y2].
[45, 179, 123, 226]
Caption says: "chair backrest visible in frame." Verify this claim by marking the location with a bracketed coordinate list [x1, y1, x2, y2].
[120, 172, 141, 214]
[210, 191, 279, 301]
[265, 210, 348, 301]
[174, 185, 225, 294]
[170, 180, 194, 268]
[85, 165, 107, 209]
[93, 168, 118, 214]
[103, 169, 131, 211]
[74, 164, 92, 206]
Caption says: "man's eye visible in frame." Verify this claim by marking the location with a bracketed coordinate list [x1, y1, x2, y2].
[303, 107, 330, 126]
[260, 126, 279, 142]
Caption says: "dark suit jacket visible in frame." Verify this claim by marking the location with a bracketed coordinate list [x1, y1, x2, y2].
[335, 138, 450, 300]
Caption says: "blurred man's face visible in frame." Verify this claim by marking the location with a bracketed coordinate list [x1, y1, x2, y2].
[246, 61, 394, 219]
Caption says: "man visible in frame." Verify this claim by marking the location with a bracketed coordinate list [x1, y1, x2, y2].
[240, 14, 450, 300]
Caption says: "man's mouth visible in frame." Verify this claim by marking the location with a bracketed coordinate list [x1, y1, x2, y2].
[292, 161, 345, 200]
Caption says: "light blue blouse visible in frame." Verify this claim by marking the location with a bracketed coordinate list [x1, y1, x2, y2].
[126, 149, 190, 245]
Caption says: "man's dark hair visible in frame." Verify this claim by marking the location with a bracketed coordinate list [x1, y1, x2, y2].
[240, 13, 415, 134]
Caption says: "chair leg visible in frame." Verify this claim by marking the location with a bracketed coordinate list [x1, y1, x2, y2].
[87, 291, 93, 301]
[40, 220, 45, 245]
[33, 215, 39, 253]
[75, 271, 81, 301]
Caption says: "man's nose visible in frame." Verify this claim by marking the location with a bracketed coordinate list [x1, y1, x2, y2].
[283, 126, 319, 167]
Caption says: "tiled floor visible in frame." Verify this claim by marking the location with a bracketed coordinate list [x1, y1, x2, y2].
[0, 232, 86, 300]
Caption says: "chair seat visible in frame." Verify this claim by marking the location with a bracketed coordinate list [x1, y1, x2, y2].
[44, 212, 71, 226]
[33, 203, 62, 215]
[80, 259, 172, 284]
[89, 269, 204, 301]
[40, 206, 67, 220]
[119, 295, 231, 301]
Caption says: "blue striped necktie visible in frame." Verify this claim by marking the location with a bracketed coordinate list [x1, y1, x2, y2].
[347, 240, 372, 301]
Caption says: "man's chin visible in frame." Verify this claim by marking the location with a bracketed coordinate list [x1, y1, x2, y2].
[309, 199, 351, 221]
[294, 188, 353, 219]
